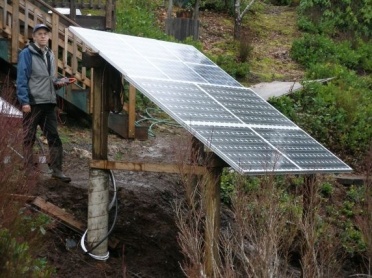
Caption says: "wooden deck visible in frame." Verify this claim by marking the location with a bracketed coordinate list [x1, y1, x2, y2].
[0, 0, 115, 114]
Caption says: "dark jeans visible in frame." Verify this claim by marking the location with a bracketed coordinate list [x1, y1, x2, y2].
[23, 103, 62, 150]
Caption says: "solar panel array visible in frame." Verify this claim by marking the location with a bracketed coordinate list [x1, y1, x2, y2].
[69, 26, 352, 174]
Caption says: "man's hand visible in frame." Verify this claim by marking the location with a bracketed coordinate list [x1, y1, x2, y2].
[22, 104, 31, 113]
[54, 77, 69, 90]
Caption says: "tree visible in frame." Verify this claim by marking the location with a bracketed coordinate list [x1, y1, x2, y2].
[234, 0, 256, 39]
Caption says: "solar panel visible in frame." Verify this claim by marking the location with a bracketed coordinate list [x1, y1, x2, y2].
[69, 26, 352, 174]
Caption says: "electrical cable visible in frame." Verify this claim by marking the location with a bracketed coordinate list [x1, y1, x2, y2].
[80, 170, 118, 261]
[136, 107, 181, 137]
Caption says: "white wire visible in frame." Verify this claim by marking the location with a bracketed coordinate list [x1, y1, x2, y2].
[80, 170, 117, 261]
[80, 230, 110, 261]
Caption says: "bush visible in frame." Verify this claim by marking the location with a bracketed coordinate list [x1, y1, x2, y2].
[270, 71, 372, 170]
[298, 0, 372, 37]
[116, 0, 169, 40]
[0, 76, 55, 277]
[215, 54, 250, 79]
[0, 228, 55, 277]
[291, 34, 336, 67]
[291, 34, 372, 73]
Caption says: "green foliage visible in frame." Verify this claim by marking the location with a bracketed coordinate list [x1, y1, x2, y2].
[341, 222, 366, 253]
[298, 0, 372, 37]
[116, 0, 169, 39]
[16, 209, 52, 237]
[270, 72, 372, 168]
[356, 38, 372, 72]
[0, 228, 55, 277]
[267, 0, 296, 6]
[220, 169, 261, 205]
[319, 182, 333, 197]
[291, 34, 335, 67]
[278, 31, 372, 168]
[291, 34, 372, 73]
[201, 0, 233, 13]
[182, 36, 204, 51]
[339, 185, 368, 253]
[215, 54, 250, 79]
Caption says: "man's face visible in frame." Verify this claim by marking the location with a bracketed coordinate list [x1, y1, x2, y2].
[33, 29, 50, 47]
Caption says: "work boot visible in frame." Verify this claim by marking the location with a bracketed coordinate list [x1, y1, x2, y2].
[49, 146, 71, 183]
[51, 169, 71, 183]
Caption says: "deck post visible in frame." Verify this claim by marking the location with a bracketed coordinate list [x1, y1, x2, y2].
[11, 0, 19, 64]
[204, 153, 223, 277]
[86, 53, 110, 257]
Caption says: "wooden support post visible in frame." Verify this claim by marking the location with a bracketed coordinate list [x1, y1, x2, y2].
[105, 0, 113, 30]
[24, 2, 30, 39]
[1, 0, 6, 29]
[189, 136, 226, 276]
[51, 13, 59, 73]
[87, 54, 110, 258]
[11, 0, 19, 64]
[204, 153, 223, 277]
[302, 174, 317, 224]
[128, 84, 136, 138]
[69, 0, 76, 22]
[301, 174, 318, 276]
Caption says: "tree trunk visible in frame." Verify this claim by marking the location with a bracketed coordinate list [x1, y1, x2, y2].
[234, 17, 242, 40]
[167, 0, 173, 19]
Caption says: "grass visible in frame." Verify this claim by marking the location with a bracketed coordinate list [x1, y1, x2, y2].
[247, 4, 305, 82]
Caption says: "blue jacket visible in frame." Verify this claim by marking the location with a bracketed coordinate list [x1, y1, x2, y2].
[16, 43, 58, 106]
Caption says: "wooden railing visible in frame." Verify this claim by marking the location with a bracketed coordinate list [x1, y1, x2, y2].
[0, 0, 92, 91]
[46, 0, 107, 9]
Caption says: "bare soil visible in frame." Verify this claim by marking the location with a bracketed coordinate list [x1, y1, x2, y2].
[29, 5, 305, 278]
[34, 120, 188, 278]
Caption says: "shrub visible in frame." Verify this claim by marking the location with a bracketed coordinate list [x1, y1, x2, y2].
[0, 228, 55, 277]
[298, 0, 372, 37]
[270, 70, 372, 169]
[215, 54, 250, 79]
[291, 34, 336, 67]
[0, 76, 55, 277]
[116, 0, 169, 40]
[292, 34, 372, 73]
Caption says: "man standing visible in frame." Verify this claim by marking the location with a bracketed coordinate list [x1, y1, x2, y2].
[16, 23, 71, 183]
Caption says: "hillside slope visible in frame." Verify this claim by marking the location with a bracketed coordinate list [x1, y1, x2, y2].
[9, 4, 310, 278]
[196, 4, 305, 83]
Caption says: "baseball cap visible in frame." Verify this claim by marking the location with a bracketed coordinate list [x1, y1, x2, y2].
[33, 24, 50, 33]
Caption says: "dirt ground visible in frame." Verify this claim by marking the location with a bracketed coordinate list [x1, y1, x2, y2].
[22, 5, 305, 277]
[34, 117, 189, 278]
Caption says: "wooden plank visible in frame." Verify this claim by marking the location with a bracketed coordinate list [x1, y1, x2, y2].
[51, 13, 59, 73]
[1, 0, 6, 29]
[336, 174, 366, 186]
[7, 194, 36, 201]
[128, 84, 136, 138]
[90, 159, 207, 175]
[33, 196, 86, 232]
[11, 0, 19, 63]
[92, 62, 108, 158]
[89, 68, 94, 114]
[33, 7, 39, 25]
[24, 2, 30, 39]
[81, 44, 87, 88]
[72, 33, 77, 75]
[32, 196, 119, 249]
[63, 28, 69, 76]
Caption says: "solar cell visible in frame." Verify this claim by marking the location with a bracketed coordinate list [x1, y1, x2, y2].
[69, 26, 352, 174]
